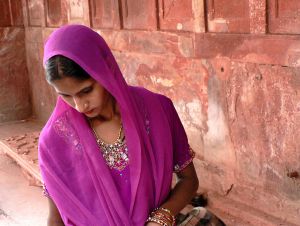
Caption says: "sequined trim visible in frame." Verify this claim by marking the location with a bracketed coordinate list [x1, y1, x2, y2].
[144, 106, 150, 135]
[174, 147, 195, 173]
[53, 112, 83, 152]
[42, 182, 50, 198]
[96, 138, 129, 171]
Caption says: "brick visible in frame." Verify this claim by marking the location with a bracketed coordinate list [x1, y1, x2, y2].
[268, 0, 300, 34]
[90, 0, 121, 29]
[205, 0, 250, 33]
[120, 0, 157, 30]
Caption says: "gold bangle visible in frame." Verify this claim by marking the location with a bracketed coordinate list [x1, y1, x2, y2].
[155, 207, 175, 224]
[152, 211, 173, 223]
[148, 207, 175, 226]
[146, 216, 170, 226]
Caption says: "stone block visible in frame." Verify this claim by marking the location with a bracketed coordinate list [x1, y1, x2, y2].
[222, 62, 300, 224]
[98, 30, 195, 58]
[0, 27, 24, 42]
[0, 28, 31, 122]
[205, 0, 250, 33]
[192, 58, 300, 224]
[0, 0, 11, 27]
[0, 0, 24, 27]
[26, 0, 43, 26]
[45, 0, 68, 27]
[120, 0, 157, 30]
[90, 0, 121, 29]
[268, 0, 300, 34]
[11, 0, 24, 26]
[158, 0, 205, 32]
[25, 41, 57, 121]
[195, 33, 300, 67]
[68, 0, 90, 25]
[25, 27, 43, 43]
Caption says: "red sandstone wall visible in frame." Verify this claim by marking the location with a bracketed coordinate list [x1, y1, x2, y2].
[18, 0, 300, 224]
[0, 0, 31, 123]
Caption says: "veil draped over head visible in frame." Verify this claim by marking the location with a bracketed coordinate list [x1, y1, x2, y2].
[39, 25, 185, 225]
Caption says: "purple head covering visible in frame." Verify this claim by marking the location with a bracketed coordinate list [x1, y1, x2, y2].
[38, 25, 187, 225]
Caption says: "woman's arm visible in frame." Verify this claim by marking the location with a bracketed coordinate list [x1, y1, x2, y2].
[146, 163, 199, 226]
[47, 198, 65, 226]
[161, 163, 199, 215]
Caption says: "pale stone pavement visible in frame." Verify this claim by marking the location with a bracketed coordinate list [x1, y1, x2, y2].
[0, 151, 48, 226]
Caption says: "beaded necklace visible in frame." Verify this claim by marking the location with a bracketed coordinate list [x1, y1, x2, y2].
[90, 122, 129, 171]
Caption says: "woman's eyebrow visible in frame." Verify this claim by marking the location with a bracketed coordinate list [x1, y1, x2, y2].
[77, 84, 93, 94]
[75, 82, 95, 95]
[57, 91, 70, 96]
[80, 81, 97, 93]
[57, 82, 95, 96]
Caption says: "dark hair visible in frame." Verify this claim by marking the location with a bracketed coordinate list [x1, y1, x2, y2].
[45, 55, 90, 82]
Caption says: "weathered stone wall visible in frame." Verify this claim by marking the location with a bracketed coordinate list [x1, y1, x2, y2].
[4, 0, 300, 224]
[0, 0, 31, 123]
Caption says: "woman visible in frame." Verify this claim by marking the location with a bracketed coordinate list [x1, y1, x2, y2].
[39, 24, 199, 226]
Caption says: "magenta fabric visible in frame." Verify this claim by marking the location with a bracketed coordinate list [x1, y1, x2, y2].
[38, 25, 191, 226]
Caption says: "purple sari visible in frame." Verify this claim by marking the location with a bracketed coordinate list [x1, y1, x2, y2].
[39, 25, 193, 226]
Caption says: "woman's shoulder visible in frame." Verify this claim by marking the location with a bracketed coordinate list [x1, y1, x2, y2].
[39, 107, 74, 151]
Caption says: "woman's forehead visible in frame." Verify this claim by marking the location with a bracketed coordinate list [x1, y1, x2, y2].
[51, 77, 95, 95]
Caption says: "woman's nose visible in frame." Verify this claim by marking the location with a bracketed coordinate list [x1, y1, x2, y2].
[73, 97, 85, 113]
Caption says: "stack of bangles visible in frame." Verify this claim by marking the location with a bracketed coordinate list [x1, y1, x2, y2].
[146, 207, 175, 226]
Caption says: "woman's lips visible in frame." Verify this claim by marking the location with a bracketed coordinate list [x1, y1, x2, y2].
[84, 109, 94, 115]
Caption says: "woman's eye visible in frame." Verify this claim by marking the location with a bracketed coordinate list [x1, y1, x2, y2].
[61, 94, 71, 98]
[82, 88, 92, 94]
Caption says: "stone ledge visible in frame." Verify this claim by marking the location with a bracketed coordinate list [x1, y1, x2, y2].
[207, 192, 300, 226]
[0, 134, 42, 186]
[196, 33, 300, 67]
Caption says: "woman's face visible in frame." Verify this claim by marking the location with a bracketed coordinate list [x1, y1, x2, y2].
[50, 76, 111, 118]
